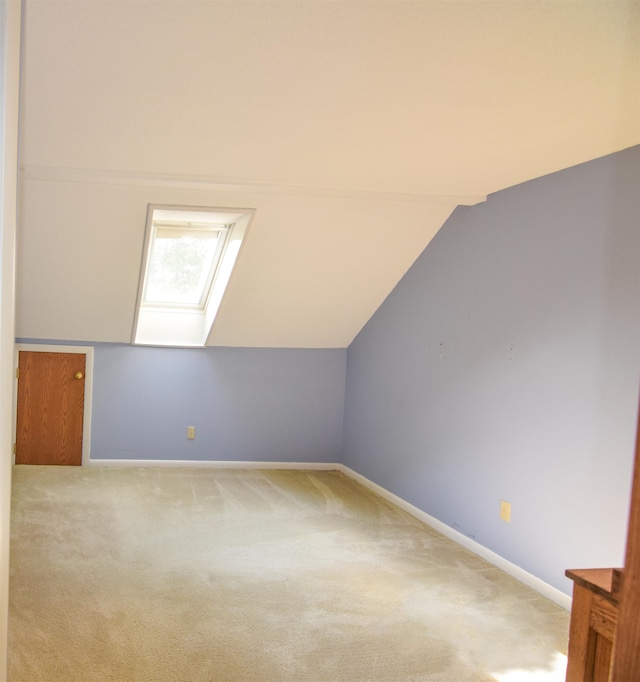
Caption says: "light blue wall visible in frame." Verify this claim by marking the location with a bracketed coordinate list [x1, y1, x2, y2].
[92, 345, 346, 462]
[17, 342, 347, 463]
[342, 146, 640, 595]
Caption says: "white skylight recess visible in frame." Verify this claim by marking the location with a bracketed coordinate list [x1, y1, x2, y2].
[132, 206, 254, 347]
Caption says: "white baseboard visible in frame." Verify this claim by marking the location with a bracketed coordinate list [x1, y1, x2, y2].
[89, 459, 341, 471]
[338, 464, 572, 611]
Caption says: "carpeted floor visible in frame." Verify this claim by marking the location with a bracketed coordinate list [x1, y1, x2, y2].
[9, 466, 569, 681]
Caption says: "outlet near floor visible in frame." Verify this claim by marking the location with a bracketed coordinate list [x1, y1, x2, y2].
[187, 426, 196, 440]
[499, 499, 511, 523]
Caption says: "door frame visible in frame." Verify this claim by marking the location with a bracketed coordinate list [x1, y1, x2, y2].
[13, 344, 94, 467]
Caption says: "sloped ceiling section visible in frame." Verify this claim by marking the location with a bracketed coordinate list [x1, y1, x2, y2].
[16, 1, 640, 348]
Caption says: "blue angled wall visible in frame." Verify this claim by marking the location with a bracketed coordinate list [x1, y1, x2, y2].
[342, 145, 640, 595]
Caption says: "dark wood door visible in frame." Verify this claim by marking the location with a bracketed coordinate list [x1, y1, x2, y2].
[16, 351, 86, 465]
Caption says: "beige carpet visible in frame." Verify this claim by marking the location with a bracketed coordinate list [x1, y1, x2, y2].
[9, 466, 569, 681]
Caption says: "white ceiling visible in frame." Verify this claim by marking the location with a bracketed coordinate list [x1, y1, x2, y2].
[16, 1, 640, 347]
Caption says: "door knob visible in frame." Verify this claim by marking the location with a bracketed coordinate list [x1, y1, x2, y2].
[75, 372, 84, 380]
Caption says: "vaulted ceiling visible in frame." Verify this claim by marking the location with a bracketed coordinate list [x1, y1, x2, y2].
[16, 1, 640, 347]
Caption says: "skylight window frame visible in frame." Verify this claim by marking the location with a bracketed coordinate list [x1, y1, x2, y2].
[132, 204, 254, 348]
[140, 221, 231, 311]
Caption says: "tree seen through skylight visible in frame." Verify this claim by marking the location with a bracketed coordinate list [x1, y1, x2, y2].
[144, 231, 221, 306]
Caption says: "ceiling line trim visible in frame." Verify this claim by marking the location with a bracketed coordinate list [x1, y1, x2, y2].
[20, 166, 487, 206]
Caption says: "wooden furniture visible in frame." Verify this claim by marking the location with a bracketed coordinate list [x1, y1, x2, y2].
[610, 400, 640, 679]
[565, 400, 640, 681]
[565, 568, 622, 681]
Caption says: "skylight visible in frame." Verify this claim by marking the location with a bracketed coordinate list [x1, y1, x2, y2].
[143, 224, 225, 307]
[132, 206, 254, 347]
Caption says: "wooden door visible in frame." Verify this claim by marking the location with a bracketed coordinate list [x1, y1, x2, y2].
[16, 351, 86, 466]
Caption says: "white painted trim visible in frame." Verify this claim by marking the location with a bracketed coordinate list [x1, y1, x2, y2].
[89, 459, 342, 470]
[15, 344, 94, 467]
[21, 166, 487, 207]
[337, 464, 572, 611]
[1, 3, 23, 678]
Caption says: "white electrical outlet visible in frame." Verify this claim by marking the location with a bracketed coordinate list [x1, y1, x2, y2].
[187, 426, 196, 440]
